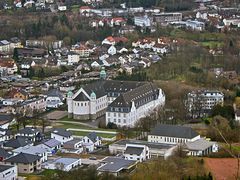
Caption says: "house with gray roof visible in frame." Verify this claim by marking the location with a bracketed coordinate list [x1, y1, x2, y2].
[148, 124, 200, 145]
[124, 144, 150, 162]
[184, 138, 218, 156]
[46, 88, 64, 108]
[16, 127, 42, 142]
[97, 156, 137, 176]
[0, 165, 17, 180]
[82, 132, 102, 152]
[42, 157, 81, 171]
[0, 148, 11, 162]
[4, 152, 41, 174]
[42, 138, 61, 153]
[51, 128, 73, 144]
[3, 138, 32, 150]
[62, 138, 83, 154]
[0, 114, 15, 130]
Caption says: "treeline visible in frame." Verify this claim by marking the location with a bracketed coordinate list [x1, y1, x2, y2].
[114, 70, 148, 81]
[0, 13, 112, 44]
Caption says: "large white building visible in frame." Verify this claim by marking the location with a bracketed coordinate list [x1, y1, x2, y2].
[148, 124, 201, 145]
[0, 165, 17, 180]
[186, 90, 224, 118]
[67, 80, 165, 127]
[134, 15, 151, 27]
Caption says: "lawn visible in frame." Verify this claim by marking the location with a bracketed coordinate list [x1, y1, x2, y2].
[71, 130, 116, 138]
[200, 41, 224, 49]
[55, 122, 92, 130]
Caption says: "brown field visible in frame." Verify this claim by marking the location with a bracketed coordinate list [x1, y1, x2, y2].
[205, 158, 239, 180]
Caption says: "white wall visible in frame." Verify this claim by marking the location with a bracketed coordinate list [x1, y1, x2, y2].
[51, 133, 73, 144]
[0, 166, 17, 180]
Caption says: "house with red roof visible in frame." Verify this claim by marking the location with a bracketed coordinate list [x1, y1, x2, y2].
[0, 58, 18, 75]
[110, 17, 126, 27]
[102, 36, 128, 45]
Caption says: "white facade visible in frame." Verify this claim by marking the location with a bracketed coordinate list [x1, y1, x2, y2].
[106, 89, 165, 127]
[124, 144, 150, 162]
[46, 96, 63, 108]
[43, 158, 81, 171]
[148, 134, 201, 145]
[68, 88, 108, 120]
[107, 45, 117, 55]
[134, 15, 151, 27]
[51, 133, 73, 144]
[68, 53, 80, 65]
[0, 165, 17, 180]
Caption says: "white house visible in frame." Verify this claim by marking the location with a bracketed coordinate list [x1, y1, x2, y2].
[62, 138, 83, 154]
[0, 165, 17, 180]
[82, 132, 102, 152]
[13, 145, 49, 162]
[107, 45, 117, 55]
[42, 158, 81, 171]
[124, 144, 150, 162]
[51, 128, 73, 144]
[46, 89, 64, 108]
[68, 52, 80, 65]
[148, 124, 201, 145]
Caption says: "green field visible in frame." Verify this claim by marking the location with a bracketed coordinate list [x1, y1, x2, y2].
[71, 131, 116, 138]
[200, 41, 224, 49]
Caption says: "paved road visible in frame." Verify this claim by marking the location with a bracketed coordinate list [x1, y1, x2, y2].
[67, 128, 117, 134]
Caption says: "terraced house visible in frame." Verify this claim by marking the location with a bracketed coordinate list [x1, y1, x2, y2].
[67, 80, 165, 127]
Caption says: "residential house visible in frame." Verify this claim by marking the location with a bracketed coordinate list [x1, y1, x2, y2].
[67, 51, 80, 65]
[0, 114, 15, 130]
[0, 165, 17, 180]
[42, 157, 81, 171]
[79, 6, 92, 17]
[0, 148, 11, 162]
[16, 127, 42, 142]
[102, 36, 128, 46]
[15, 48, 47, 59]
[124, 144, 150, 162]
[20, 97, 46, 114]
[62, 138, 83, 154]
[71, 44, 91, 57]
[4, 153, 41, 174]
[82, 132, 102, 152]
[97, 156, 137, 176]
[8, 88, 29, 100]
[154, 12, 182, 24]
[3, 138, 32, 150]
[13, 145, 49, 162]
[51, 128, 73, 144]
[46, 89, 64, 108]
[41, 138, 61, 155]
[0, 58, 18, 75]
[110, 17, 126, 27]
[0, 40, 10, 53]
[148, 124, 201, 145]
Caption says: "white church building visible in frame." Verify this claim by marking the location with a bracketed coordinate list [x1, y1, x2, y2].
[67, 80, 165, 127]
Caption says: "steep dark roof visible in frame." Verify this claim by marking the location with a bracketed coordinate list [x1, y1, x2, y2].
[125, 147, 144, 155]
[73, 92, 90, 101]
[4, 138, 31, 149]
[0, 114, 14, 122]
[149, 124, 199, 139]
[108, 82, 159, 109]
[87, 132, 101, 143]
[52, 128, 72, 137]
[5, 152, 41, 164]
[82, 81, 106, 98]
[0, 165, 14, 173]
[0, 148, 11, 158]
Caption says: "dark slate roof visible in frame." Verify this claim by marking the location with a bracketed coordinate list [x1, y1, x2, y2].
[108, 82, 159, 110]
[4, 138, 31, 149]
[18, 127, 39, 135]
[87, 132, 101, 143]
[149, 124, 199, 139]
[47, 89, 63, 100]
[98, 157, 136, 173]
[52, 128, 72, 137]
[0, 148, 11, 158]
[125, 147, 144, 155]
[73, 92, 90, 101]
[0, 114, 14, 122]
[5, 152, 41, 164]
[43, 139, 61, 148]
[0, 165, 14, 173]
[82, 81, 106, 98]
